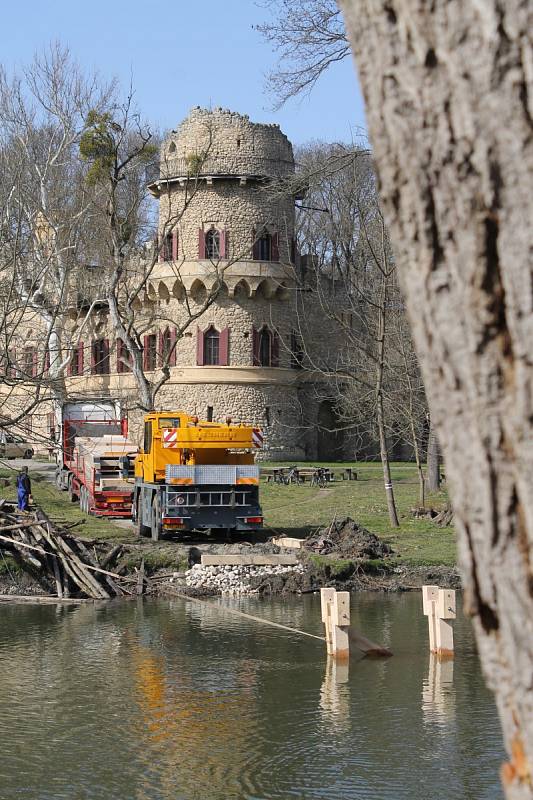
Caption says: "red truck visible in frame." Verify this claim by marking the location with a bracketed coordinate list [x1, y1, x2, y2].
[54, 401, 136, 517]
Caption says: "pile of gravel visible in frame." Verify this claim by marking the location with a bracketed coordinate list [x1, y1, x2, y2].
[304, 516, 393, 560]
[185, 563, 306, 596]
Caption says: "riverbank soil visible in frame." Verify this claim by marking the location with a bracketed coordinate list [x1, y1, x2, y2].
[0, 462, 459, 596]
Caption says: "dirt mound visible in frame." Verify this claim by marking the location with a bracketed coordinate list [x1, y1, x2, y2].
[304, 517, 393, 560]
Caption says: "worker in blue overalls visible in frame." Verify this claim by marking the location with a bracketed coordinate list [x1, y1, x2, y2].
[16, 466, 32, 511]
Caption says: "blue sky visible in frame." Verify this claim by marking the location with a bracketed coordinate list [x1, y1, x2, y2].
[1, 0, 366, 147]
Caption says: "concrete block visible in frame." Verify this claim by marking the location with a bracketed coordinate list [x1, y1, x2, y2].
[272, 536, 303, 549]
[200, 553, 299, 567]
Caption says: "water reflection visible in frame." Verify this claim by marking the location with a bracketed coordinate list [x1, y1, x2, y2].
[319, 657, 350, 732]
[422, 654, 456, 725]
[0, 593, 505, 800]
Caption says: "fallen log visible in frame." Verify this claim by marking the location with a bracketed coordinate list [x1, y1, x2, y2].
[0, 594, 96, 605]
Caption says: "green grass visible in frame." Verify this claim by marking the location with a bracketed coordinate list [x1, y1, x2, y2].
[0, 461, 455, 567]
[260, 461, 455, 567]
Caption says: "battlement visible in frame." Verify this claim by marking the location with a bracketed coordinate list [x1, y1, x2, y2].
[157, 107, 295, 182]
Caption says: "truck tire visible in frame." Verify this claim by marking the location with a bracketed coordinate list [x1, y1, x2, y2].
[135, 496, 151, 538]
[151, 495, 162, 542]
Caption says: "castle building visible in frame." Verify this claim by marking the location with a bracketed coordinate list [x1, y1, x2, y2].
[143, 107, 312, 459]
[6, 108, 346, 460]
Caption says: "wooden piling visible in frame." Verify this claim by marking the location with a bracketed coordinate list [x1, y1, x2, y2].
[422, 585, 456, 657]
[321, 587, 350, 659]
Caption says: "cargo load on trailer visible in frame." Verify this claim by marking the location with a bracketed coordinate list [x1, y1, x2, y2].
[133, 411, 263, 540]
[55, 401, 136, 517]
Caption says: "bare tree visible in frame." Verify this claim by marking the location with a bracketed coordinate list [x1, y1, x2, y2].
[257, 0, 349, 107]
[337, 0, 533, 792]
[291, 143, 428, 526]
[0, 45, 115, 429]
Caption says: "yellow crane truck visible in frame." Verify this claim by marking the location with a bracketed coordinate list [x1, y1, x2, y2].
[132, 411, 264, 540]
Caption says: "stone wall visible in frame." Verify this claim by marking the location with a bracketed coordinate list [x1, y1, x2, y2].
[162, 107, 294, 178]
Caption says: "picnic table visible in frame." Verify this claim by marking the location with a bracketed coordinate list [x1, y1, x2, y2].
[261, 466, 347, 484]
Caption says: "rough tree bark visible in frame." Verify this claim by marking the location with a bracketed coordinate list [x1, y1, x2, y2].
[339, 1, 533, 796]
[426, 420, 441, 493]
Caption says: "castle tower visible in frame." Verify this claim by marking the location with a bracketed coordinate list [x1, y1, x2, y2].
[147, 108, 307, 459]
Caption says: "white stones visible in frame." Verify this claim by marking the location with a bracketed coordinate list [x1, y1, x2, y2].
[184, 561, 305, 596]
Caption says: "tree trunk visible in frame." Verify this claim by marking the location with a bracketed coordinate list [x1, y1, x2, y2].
[376, 272, 400, 527]
[340, 0, 533, 794]
[426, 421, 440, 493]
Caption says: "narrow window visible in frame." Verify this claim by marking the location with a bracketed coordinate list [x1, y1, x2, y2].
[290, 332, 303, 369]
[204, 326, 220, 366]
[259, 327, 272, 367]
[205, 228, 220, 260]
[92, 339, 110, 375]
[265, 407, 271, 426]
[162, 233, 173, 261]
[258, 232, 271, 261]
[70, 344, 82, 376]
[117, 339, 131, 373]
[207, 406, 213, 422]
[161, 329, 172, 362]
[144, 334, 158, 371]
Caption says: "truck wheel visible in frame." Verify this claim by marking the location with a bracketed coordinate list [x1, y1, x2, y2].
[151, 496, 162, 542]
[23, 449, 33, 460]
[135, 497, 150, 538]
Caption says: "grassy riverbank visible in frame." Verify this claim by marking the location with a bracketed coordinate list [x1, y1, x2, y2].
[0, 462, 455, 567]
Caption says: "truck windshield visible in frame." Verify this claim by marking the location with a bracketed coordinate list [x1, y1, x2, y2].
[158, 418, 181, 429]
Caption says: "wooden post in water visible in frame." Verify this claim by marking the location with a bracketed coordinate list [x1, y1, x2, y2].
[422, 585, 456, 657]
[321, 588, 350, 659]
[321, 587, 335, 655]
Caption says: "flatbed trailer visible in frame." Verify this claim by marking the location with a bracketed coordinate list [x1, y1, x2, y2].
[66, 435, 136, 517]
[55, 401, 136, 518]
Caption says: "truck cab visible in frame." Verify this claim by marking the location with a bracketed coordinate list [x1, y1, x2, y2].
[133, 412, 263, 540]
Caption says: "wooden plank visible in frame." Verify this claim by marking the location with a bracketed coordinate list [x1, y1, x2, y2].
[40, 527, 108, 599]
[200, 553, 299, 567]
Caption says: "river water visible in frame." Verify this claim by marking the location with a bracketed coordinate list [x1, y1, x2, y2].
[0, 593, 503, 800]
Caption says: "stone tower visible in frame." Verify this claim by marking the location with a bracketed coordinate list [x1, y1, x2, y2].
[147, 107, 308, 459]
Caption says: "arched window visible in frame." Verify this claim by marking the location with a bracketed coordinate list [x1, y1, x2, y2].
[204, 326, 220, 365]
[259, 327, 272, 367]
[253, 326, 279, 367]
[205, 228, 220, 259]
